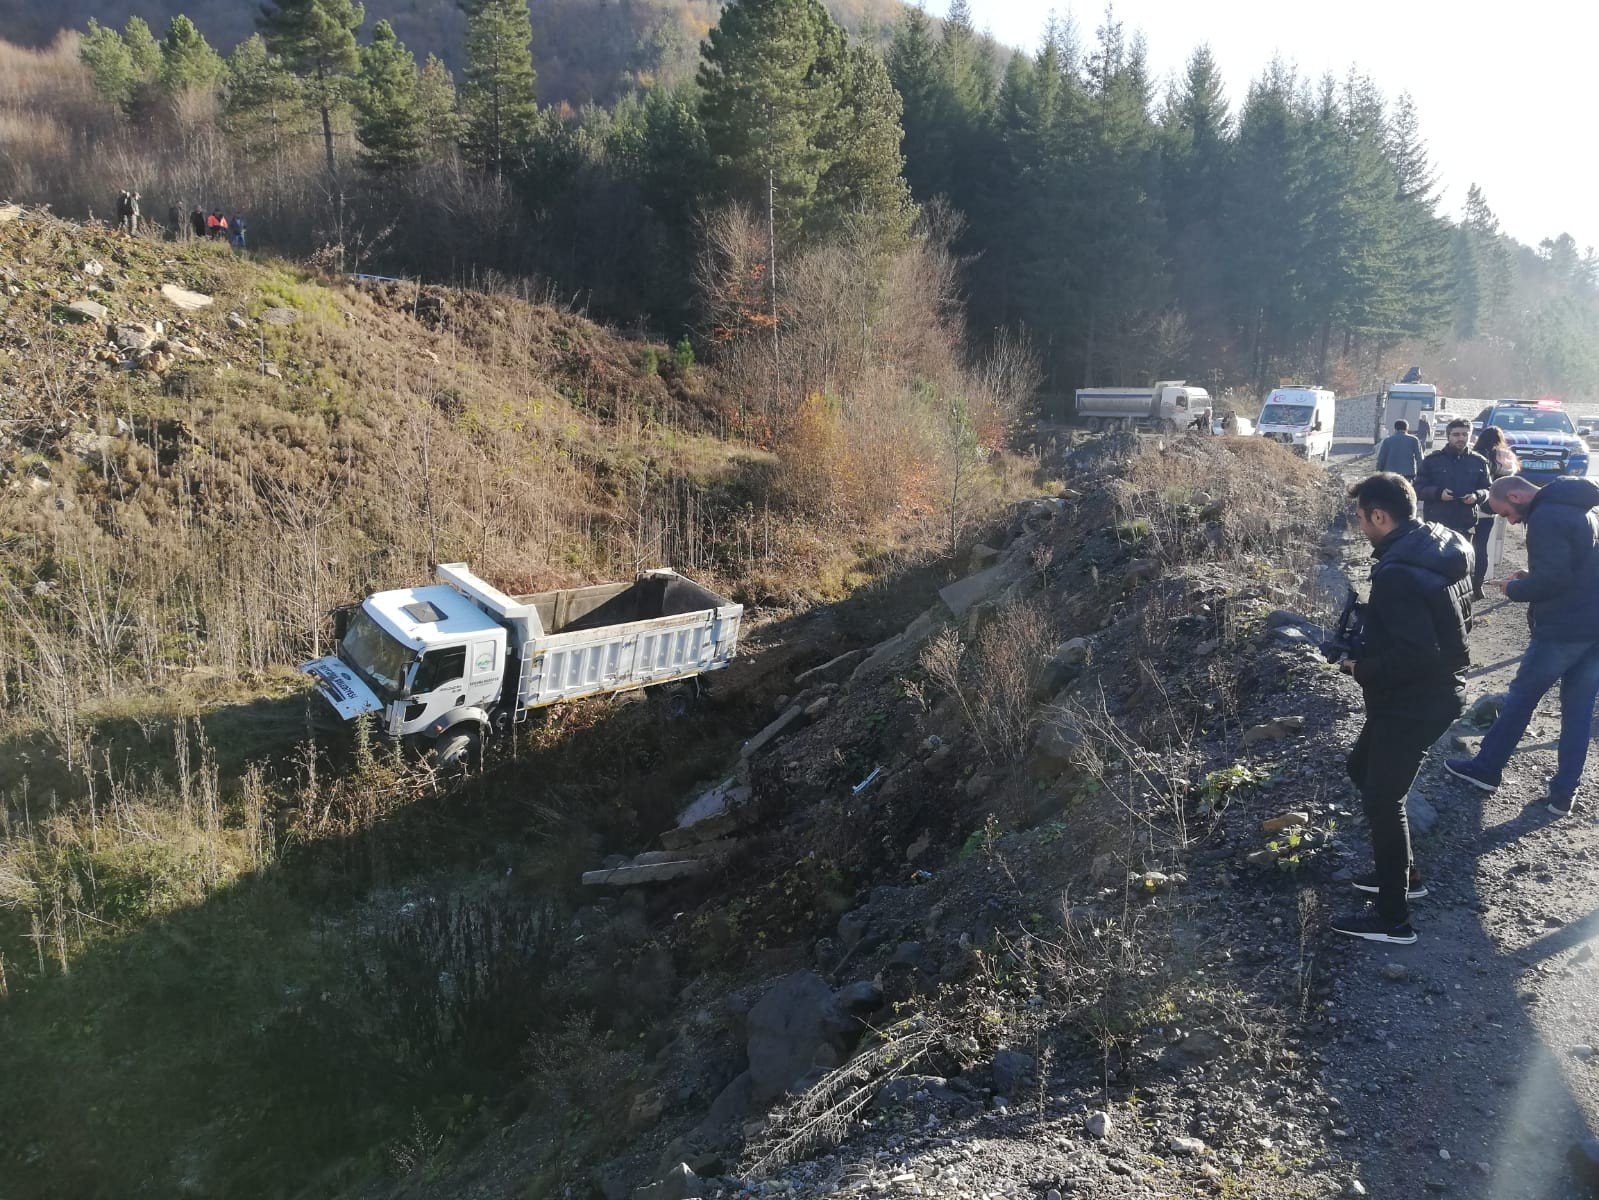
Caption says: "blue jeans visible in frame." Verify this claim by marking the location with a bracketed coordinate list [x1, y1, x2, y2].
[1474, 636, 1599, 799]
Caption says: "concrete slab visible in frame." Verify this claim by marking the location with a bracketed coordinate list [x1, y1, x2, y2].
[582, 859, 707, 886]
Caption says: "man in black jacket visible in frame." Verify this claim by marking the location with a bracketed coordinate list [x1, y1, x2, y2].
[1446, 475, 1599, 816]
[1414, 419, 1492, 535]
[1333, 473, 1473, 944]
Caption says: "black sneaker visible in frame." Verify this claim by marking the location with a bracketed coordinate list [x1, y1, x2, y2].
[1548, 794, 1579, 818]
[1331, 910, 1417, 945]
[1444, 757, 1500, 792]
[1351, 870, 1428, 900]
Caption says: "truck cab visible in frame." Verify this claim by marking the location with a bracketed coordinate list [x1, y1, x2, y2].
[303, 584, 509, 754]
[1255, 387, 1335, 461]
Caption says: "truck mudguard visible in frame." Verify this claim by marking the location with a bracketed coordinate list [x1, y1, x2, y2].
[424, 708, 492, 740]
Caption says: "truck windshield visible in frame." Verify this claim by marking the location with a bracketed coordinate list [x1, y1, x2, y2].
[339, 607, 414, 699]
[1491, 409, 1575, 434]
[1259, 404, 1314, 427]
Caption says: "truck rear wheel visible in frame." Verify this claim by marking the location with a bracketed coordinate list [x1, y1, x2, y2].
[432, 727, 482, 774]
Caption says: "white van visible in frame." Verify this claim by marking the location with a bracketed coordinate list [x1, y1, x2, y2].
[1255, 387, 1335, 462]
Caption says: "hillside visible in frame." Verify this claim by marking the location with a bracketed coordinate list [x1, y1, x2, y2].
[0, 0, 910, 105]
[0, 205, 1022, 1197]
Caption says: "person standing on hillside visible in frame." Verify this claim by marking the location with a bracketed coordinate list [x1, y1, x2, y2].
[1447, 474, 1599, 817]
[190, 206, 206, 240]
[1333, 472, 1473, 945]
[1415, 419, 1492, 538]
[1469, 426, 1521, 599]
[1376, 419, 1424, 481]
[115, 190, 132, 233]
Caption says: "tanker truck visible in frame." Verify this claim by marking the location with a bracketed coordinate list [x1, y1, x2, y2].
[1074, 381, 1213, 433]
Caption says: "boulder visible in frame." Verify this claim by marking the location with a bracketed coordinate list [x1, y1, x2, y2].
[1466, 693, 1508, 728]
[81, 259, 104, 277]
[227, 311, 250, 331]
[1261, 811, 1310, 833]
[1242, 715, 1306, 747]
[746, 971, 847, 1106]
[1407, 792, 1439, 837]
[112, 322, 156, 352]
[160, 283, 213, 310]
[1265, 609, 1312, 630]
[991, 1048, 1035, 1097]
[0, 203, 22, 223]
[1085, 1110, 1112, 1138]
[968, 543, 1003, 573]
[1030, 712, 1088, 773]
[65, 299, 109, 322]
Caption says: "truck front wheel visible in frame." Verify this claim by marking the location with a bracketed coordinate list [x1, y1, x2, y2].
[432, 727, 483, 774]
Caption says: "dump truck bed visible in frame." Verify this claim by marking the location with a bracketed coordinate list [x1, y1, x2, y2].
[509, 571, 742, 709]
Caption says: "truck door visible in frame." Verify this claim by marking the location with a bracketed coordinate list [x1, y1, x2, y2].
[405, 645, 467, 731]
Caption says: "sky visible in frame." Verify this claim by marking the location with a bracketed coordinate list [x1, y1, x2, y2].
[922, 0, 1598, 254]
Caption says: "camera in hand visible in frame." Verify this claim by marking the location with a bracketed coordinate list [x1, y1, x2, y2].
[1320, 593, 1367, 664]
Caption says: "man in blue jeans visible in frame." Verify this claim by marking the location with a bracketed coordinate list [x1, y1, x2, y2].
[1446, 474, 1599, 816]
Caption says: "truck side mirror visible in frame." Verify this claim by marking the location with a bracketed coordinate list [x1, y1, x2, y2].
[1313, 420, 1323, 432]
[332, 605, 353, 642]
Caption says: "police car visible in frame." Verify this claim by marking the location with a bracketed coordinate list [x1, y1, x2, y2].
[1470, 400, 1591, 482]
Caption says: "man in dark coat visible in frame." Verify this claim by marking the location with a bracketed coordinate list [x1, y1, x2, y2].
[190, 206, 206, 240]
[1447, 475, 1599, 816]
[1375, 419, 1424, 480]
[1333, 473, 1474, 945]
[1414, 419, 1492, 535]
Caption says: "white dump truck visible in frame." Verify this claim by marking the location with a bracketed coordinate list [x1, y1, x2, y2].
[1074, 381, 1212, 433]
[301, 564, 743, 769]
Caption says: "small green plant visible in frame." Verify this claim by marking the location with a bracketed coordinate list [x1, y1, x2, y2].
[673, 336, 695, 373]
[640, 347, 659, 377]
[1196, 761, 1271, 817]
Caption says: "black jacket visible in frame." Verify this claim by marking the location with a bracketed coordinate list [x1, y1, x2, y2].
[1504, 477, 1599, 642]
[1415, 446, 1492, 533]
[1353, 520, 1473, 718]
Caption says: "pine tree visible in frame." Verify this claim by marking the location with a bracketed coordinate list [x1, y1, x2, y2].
[123, 17, 162, 81]
[814, 46, 914, 242]
[415, 55, 462, 161]
[260, 0, 365, 186]
[79, 21, 138, 108]
[1463, 183, 1514, 330]
[354, 21, 425, 170]
[1381, 89, 1453, 343]
[697, 0, 842, 236]
[223, 34, 306, 166]
[158, 16, 225, 96]
[886, 7, 950, 199]
[459, 0, 540, 178]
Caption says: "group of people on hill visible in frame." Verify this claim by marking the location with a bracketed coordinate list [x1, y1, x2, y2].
[1335, 424, 1598, 946]
[185, 205, 247, 250]
[111, 189, 246, 251]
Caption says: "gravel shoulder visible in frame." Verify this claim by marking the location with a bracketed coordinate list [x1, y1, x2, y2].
[1321, 445, 1599, 1200]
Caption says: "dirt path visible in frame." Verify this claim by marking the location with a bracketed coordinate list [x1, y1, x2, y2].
[1321, 451, 1599, 1199]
